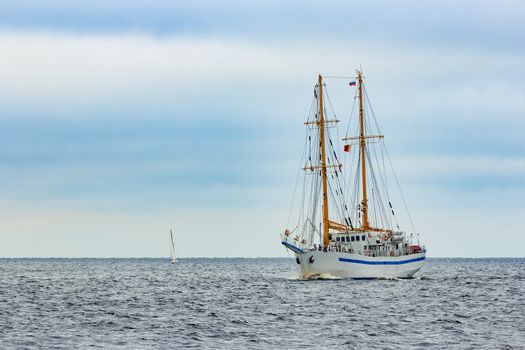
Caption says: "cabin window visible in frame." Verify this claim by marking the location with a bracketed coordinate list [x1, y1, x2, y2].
[364, 245, 367, 250]
[336, 237, 340, 242]
[356, 236, 360, 242]
[351, 236, 355, 242]
[362, 235, 366, 241]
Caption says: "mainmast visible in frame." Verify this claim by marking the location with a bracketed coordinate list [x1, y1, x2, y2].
[357, 70, 370, 230]
[342, 70, 384, 231]
[318, 75, 330, 246]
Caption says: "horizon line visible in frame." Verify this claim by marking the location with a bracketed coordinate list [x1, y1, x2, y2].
[1, 256, 524, 259]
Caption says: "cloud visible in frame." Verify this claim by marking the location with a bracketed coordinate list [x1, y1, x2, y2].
[393, 155, 525, 187]
[0, 0, 524, 258]
[1, 0, 523, 53]
[1, 30, 523, 125]
[1, 31, 523, 198]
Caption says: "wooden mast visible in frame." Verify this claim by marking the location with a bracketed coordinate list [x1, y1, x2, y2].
[318, 75, 330, 246]
[357, 70, 370, 230]
[342, 70, 384, 232]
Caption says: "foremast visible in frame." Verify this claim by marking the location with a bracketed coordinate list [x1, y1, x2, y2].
[298, 75, 342, 247]
[317, 75, 330, 247]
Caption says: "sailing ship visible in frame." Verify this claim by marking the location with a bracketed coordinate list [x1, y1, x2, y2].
[281, 71, 426, 279]
[169, 229, 177, 264]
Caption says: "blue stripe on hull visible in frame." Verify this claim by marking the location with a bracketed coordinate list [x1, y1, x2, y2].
[281, 241, 304, 254]
[339, 256, 425, 265]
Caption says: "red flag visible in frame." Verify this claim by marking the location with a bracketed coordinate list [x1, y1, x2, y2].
[344, 144, 351, 152]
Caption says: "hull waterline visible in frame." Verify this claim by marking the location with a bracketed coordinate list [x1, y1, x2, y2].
[295, 250, 426, 279]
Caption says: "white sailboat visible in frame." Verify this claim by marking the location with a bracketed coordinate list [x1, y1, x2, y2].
[281, 71, 426, 279]
[169, 229, 177, 264]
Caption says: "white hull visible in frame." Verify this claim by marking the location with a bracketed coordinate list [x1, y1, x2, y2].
[295, 250, 425, 279]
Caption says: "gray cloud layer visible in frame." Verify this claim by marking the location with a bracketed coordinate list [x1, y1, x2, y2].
[1, 0, 524, 52]
[0, 1, 524, 257]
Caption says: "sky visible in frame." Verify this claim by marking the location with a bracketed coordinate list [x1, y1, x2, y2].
[0, 0, 524, 257]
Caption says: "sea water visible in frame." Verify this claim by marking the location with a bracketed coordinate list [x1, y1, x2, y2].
[0, 258, 523, 349]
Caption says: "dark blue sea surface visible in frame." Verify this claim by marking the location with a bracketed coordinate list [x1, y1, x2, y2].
[0, 258, 523, 349]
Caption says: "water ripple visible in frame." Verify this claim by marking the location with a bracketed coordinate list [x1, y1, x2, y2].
[0, 258, 524, 349]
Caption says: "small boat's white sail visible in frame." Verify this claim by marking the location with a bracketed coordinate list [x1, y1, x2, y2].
[169, 229, 177, 264]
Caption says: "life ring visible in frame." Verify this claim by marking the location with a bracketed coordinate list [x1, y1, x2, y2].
[390, 251, 394, 257]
